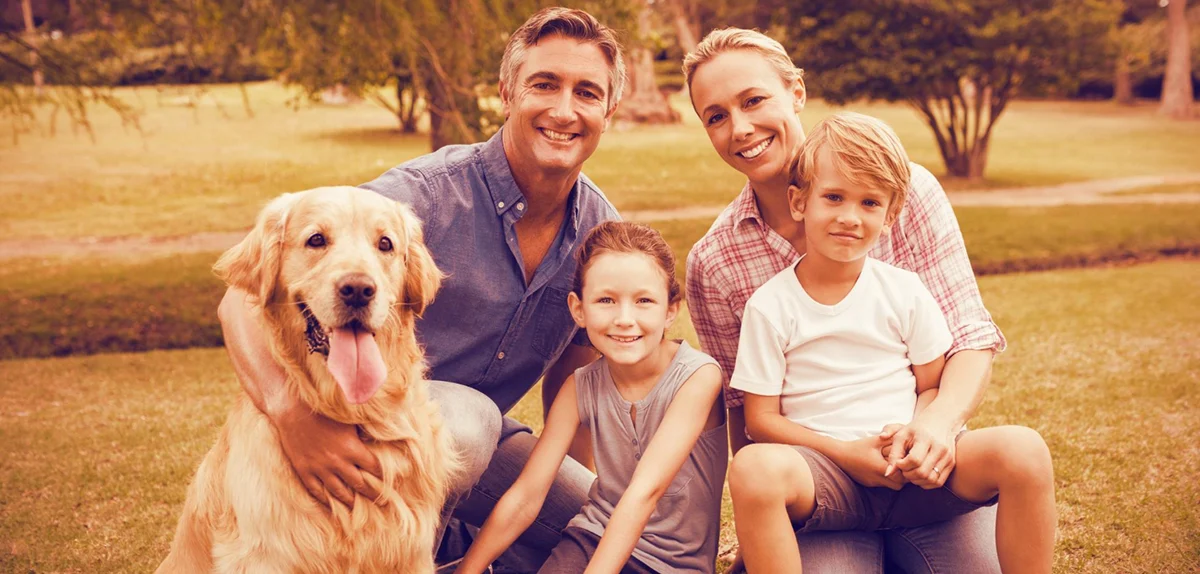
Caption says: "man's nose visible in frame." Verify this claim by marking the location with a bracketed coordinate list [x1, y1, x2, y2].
[548, 90, 574, 123]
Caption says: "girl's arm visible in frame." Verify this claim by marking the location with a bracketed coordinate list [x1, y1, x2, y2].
[455, 376, 582, 574]
[584, 364, 723, 574]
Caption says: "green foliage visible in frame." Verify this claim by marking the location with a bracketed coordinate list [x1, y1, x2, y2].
[778, 0, 1122, 179]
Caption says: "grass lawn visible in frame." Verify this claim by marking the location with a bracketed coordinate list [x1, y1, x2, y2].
[2, 83, 1198, 240]
[2, 261, 1197, 573]
[4, 202, 1199, 360]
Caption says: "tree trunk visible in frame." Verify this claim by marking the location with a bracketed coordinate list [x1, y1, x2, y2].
[1160, 0, 1195, 119]
[21, 0, 44, 96]
[396, 74, 419, 133]
[669, 0, 700, 54]
[614, 4, 681, 125]
[1115, 52, 1135, 105]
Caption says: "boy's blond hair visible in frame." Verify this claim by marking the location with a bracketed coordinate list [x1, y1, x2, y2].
[790, 112, 911, 224]
[682, 28, 803, 92]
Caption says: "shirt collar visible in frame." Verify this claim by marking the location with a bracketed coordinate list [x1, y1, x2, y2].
[481, 128, 527, 218]
[481, 127, 583, 235]
[731, 181, 763, 228]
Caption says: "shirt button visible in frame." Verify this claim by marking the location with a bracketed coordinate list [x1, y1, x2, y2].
[516, 202, 525, 211]
[497, 201, 505, 209]
[632, 439, 638, 445]
[635, 453, 641, 460]
[497, 351, 506, 360]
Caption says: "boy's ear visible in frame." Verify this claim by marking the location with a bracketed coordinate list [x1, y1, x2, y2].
[787, 185, 806, 222]
[567, 291, 586, 328]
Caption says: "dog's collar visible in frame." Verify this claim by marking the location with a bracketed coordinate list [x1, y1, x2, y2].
[298, 302, 330, 356]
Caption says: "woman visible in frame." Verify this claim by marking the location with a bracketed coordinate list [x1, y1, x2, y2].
[683, 28, 1008, 573]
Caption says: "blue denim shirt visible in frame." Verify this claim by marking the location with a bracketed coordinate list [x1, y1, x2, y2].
[361, 129, 619, 414]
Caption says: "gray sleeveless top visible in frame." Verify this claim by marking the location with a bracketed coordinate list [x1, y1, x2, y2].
[568, 341, 728, 574]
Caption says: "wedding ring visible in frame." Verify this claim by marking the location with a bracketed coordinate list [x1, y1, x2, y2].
[932, 466, 942, 475]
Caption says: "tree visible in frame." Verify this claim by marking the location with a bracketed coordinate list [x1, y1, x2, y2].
[1161, 0, 1195, 118]
[780, 0, 1120, 181]
[614, 0, 680, 125]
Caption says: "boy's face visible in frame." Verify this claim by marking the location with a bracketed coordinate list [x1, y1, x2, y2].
[789, 147, 894, 264]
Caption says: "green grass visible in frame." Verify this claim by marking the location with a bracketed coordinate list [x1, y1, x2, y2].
[2, 84, 1198, 240]
[2, 261, 1196, 573]
[4, 202, 1198, 360]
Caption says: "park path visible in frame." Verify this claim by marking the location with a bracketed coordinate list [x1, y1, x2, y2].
[3, 173, 1199, 260]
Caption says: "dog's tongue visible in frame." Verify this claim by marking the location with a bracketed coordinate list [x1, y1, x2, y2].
[327, 326, 387, 404]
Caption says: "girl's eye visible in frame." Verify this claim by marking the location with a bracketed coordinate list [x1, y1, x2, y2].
[378, 236, 394, 252]
[306, 233, 326, 248]
[637, 297, 655, 304]
[596, 297, 615, 304]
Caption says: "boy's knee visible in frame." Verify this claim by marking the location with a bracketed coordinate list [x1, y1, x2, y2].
[429, 383, 502, 491]
[730, 444, 803, 502]
[996, 426, 1053, 484]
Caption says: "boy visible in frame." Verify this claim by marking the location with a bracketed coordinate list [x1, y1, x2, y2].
[726, 112, 1055, 574]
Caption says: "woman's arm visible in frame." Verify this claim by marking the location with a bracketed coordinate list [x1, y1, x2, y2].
[584, 365, 723, 574]
[455, 376, 583, 574]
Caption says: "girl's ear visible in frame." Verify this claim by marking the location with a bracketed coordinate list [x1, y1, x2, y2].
[665, 300, 680, 332]
[567, 291, 586, 328]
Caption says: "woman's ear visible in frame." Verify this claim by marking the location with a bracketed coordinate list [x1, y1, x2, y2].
[568, 291, 586, 328]
[792, 75, 807, 112]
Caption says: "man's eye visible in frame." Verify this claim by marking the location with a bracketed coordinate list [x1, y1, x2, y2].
[534, 82, 554, 90]
[306, 233, 326, 248]
[578, 89, 598, 100]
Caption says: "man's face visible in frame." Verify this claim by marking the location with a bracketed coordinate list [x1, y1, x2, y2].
[501, 34, 615, 178]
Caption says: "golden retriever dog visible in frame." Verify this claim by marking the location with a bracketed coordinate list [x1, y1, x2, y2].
[157, 186, 459, 573]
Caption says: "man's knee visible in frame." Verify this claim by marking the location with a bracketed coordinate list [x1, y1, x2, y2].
[429, 382, 502, 491]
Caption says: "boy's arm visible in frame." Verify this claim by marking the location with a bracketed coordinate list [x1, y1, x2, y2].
[912, 355, 946, 418]
[455, 376, 582, 574]
[585, 365, 723, 574]
[218, 288, 381, 506]
[685, 248, 752, 453]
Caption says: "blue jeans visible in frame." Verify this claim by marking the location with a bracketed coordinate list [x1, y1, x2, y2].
[428, 381, 1000, 573]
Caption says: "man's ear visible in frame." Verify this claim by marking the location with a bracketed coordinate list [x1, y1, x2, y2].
[213, 192, 300, 304]
[568, 291, 586, 328]
[787, 185, 806, 223]
[499, 80, 512, 119]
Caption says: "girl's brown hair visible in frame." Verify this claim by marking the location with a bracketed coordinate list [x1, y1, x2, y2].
[572, 221, 681, 304]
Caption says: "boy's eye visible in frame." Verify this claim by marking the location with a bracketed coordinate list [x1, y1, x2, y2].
[863, 199, 882, 208]
[823, 193, 843, 202]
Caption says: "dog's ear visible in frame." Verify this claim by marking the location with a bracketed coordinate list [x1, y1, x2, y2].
[397, 203, 443, 318]
[214, 192, 300, 303]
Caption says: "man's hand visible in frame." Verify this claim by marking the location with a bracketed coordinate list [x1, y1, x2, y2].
[881, 415, 957, 489]
[274, 406, 384, 507]
[831, 435, 907, 491]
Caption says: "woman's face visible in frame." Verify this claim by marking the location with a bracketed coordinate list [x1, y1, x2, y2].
[689, 50, 806, 188]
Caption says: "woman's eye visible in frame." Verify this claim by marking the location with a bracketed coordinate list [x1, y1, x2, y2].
[306, 233, 326, 248]
[378, 237, 394, 252]
[745, 96, 765, 107]
[706, 113, 724, 125]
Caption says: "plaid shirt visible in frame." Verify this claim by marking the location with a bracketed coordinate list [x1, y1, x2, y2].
[686, 163, 1007, 408]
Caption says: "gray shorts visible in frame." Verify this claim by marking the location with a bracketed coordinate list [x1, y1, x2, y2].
[794, 443, 998, 533]
[537, 526, 659, 574]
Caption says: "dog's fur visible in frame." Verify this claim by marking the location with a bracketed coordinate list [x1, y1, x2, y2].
[157, 186, 459, 573]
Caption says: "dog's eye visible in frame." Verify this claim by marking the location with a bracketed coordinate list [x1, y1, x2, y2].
[378, 237, 393, 252]
[306, 233, 326, 248]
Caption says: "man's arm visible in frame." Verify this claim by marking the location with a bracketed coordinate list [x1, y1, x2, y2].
[541, 343, 600, 469]
[218, 287, 381, 506]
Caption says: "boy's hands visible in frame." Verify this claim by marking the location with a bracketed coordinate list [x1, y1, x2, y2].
[880, 419, 956, 489]
[831, 435, 907, 490]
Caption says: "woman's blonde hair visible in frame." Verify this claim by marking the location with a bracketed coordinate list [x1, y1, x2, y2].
[789, 112, 911, 224]
[682, 28, 803, 91]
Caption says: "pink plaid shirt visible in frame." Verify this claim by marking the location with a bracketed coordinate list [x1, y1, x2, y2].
[686, 163, 1007, 408]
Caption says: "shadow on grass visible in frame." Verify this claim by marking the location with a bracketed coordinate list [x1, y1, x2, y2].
[309, 126, 430, 149]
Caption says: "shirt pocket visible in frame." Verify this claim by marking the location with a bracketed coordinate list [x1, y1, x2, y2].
[532, 286, 577, 359]
[663, 460, 696, 497]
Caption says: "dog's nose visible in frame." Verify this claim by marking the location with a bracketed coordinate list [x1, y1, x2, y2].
[337, 273, 376, 308]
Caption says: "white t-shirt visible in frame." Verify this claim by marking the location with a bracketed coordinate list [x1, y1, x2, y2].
[729, 257, 953, 441]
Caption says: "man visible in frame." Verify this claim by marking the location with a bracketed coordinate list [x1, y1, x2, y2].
[218, 7, 625, 569]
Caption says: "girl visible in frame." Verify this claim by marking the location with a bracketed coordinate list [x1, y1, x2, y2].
[455, 221, 727, 574]
[681, 28, 1011, 572]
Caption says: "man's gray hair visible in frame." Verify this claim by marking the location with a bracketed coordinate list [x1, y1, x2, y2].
[499, 7, 626, 113]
